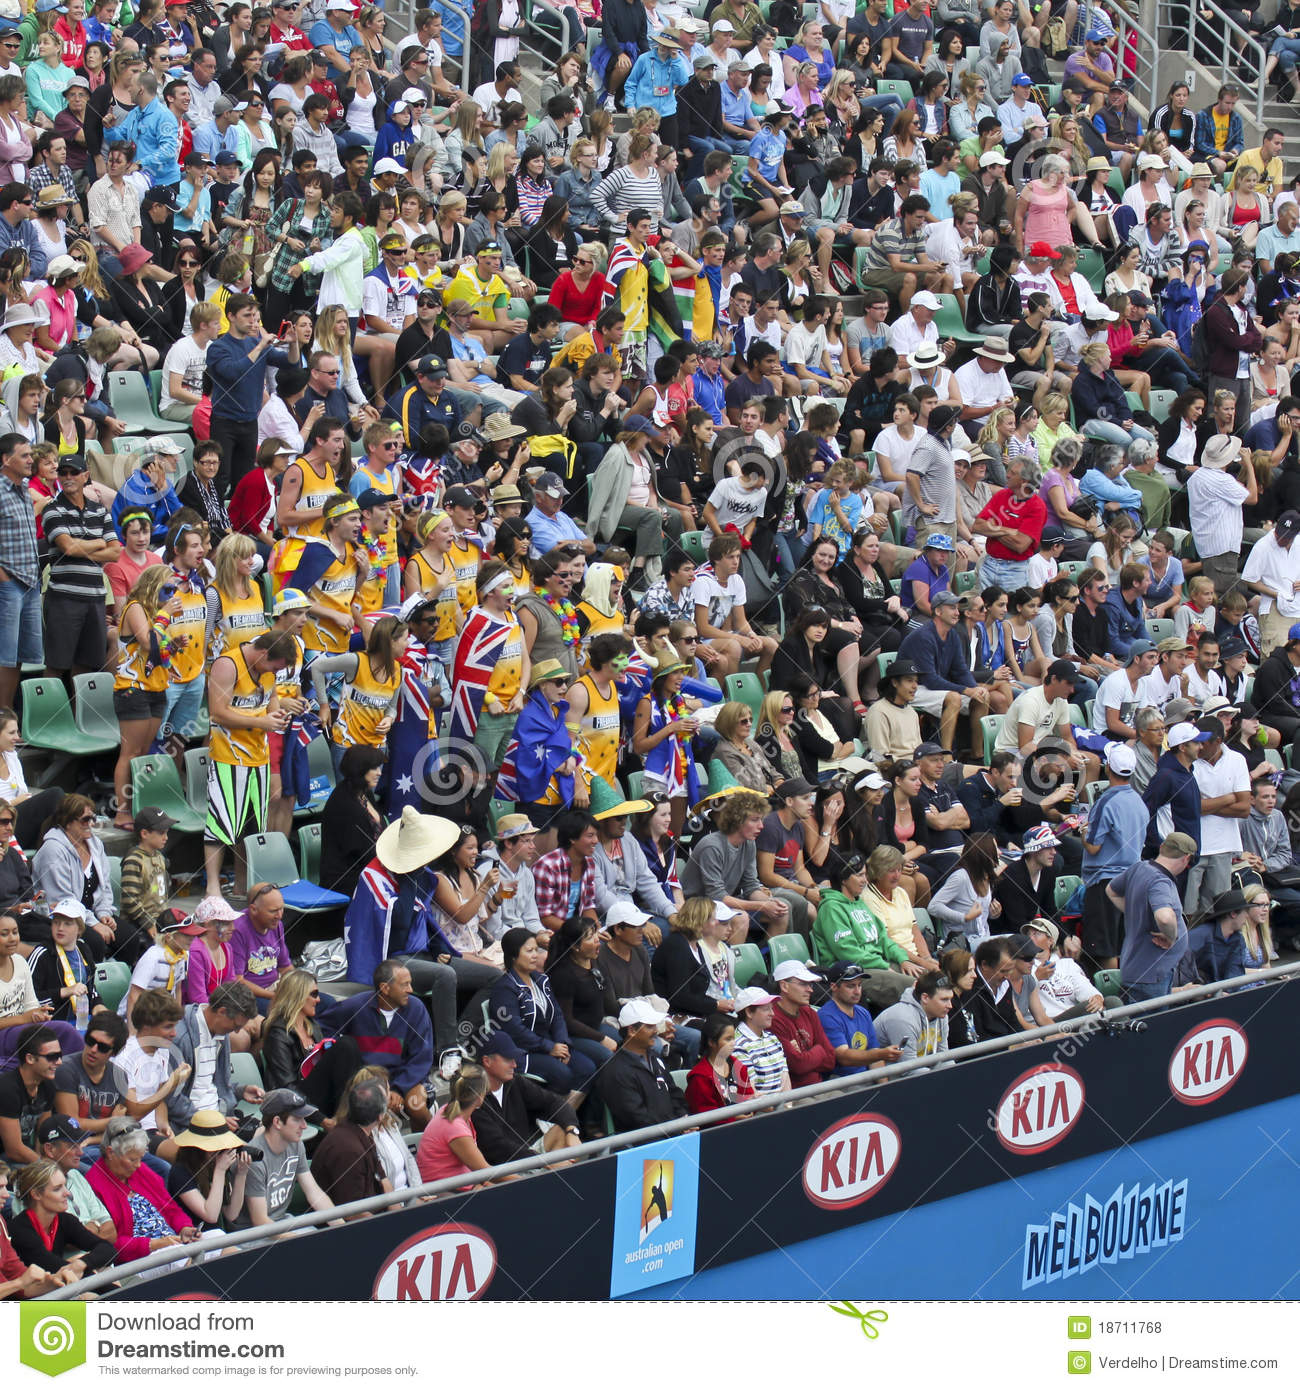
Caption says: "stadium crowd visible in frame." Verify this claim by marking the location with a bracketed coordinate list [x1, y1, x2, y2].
[1, 0, 1300, 1289]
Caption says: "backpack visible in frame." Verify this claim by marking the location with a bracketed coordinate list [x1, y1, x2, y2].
[1187, 310, 1211, 382]
[766, 0, 801, 35]
[828, 255, 856, 295]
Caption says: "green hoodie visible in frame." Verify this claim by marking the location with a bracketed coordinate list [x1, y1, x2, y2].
[813, 889, 910, 972]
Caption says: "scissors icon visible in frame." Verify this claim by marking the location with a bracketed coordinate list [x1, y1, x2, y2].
[828, 1302, 889, 1338]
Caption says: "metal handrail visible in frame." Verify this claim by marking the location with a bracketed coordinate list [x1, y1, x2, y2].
[47, 961, 1300, 1299]
[1081, 1, 1163, 118]
[1156, 0, 1269, 132]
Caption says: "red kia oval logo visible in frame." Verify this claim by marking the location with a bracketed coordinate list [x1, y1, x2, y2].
[802, 1112, 901, 1210]
[373, 1223, 497, 1301]
[1168, 1018, 1248, 1106]
[994, 1063, 1086, 1154]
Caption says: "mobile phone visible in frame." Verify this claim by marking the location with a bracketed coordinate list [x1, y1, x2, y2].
[277, 319, 293, 338]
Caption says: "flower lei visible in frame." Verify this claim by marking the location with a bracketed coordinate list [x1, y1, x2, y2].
[360, 526, 389, 586]
[539, 586, 580, 647]
[662, 691, 690, 781]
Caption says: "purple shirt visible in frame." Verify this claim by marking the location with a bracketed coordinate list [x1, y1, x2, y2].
[227, 912, 291, 990]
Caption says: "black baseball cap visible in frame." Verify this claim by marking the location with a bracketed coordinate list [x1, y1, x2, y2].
[355, 487, 395, 510]
[826, 962, 867, 983]
[37, 1115, 86, 1146]
[444, 486, 478, 510]
[1045, 659, 1078, 687]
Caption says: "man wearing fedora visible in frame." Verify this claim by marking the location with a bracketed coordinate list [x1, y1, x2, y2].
[1185, 888, 1252, 984]
[954, 334, 1017, 428]
[481, 814, 545, 940]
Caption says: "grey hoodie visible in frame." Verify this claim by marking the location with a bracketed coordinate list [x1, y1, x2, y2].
[874, 991, 953, 1070]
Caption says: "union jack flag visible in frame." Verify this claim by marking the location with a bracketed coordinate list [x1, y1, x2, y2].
[447, 605, 514, 746]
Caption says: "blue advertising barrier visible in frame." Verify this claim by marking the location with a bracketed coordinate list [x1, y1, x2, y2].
[104, 979, 1300, 1301]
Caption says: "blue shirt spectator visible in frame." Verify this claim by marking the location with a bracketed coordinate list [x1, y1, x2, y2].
[1082, 780, 1148, 883]
[1104, 583, 1149, 660]
[818, 995, 879, 1077]
[1187, 918, 1247, 983]
[527, 500, 587, 558]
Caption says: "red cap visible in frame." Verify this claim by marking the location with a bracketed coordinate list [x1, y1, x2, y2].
[1026, 241, 1061, 260]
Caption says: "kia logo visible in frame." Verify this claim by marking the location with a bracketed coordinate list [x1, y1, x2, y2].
[802, 1113, 901, 1210]
[994, 1064, 1086, 1154]
[1168, 1018, 1248, 1106]
[373, 1224, 497, 1301]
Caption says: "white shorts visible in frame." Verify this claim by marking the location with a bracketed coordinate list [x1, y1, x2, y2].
[912, 685, 972, 717]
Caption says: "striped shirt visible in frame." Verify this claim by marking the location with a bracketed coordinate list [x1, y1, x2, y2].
[732, 1022, 788, 1095]
[1186, 467, 1248, 560]
[860, 216, 927, 277]
[42, 494, 114, 600]
[591, 164, 664, 232]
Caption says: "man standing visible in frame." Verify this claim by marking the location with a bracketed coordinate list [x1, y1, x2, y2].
[1186, 714, 1251, 923]
[1243, 510, 1300, 654]
[875, 971, 955, 1068]
[1189, 434, 1256, 599]
[208, 294, 301, 492]
[768, 959, 837, 1089]
[0, 434, 39, 707]
[1203, 270, 1264, 435]
[1142, 719, 1212, 858]
[903, 403, 961, 546]
[1107, 833, 1198, 1001]
[897, 587, 993, 759]
[973, 458, 1048, 589]
[1079, 742, 1148, 970]
[42, 455, 119, 681]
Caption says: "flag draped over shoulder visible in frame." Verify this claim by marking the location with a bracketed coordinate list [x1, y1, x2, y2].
[342, 859, 401, 985]
[496, 691, 576, 804]
[387, 638, 435, 816]
[447, 604, 513, 746]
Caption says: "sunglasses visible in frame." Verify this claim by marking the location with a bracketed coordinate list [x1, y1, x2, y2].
[76, 812, 95, 823]
[0, 817, 11, 826]
[377, 439, 399, 449]
[308, 989, 320, 998]
[84, 1036, 116, 1053]
[37, 1050, 63, 1061]
[178, 258, 200, 266]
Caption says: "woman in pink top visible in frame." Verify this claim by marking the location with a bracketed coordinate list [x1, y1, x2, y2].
[33, 257, 80, 354]
[104, 510, 164, 606]
[416, 1065, 493, 1185]
[1015, 153, 1097, 254]
[182, 896, 240, 1005]
[0, 78, 32, 184]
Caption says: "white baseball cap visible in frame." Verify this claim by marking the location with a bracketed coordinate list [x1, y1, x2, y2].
[1105, 743, 1136, 775]
[607, 901, 652, 928]
[734, 986, 778, 1010]
[772, 959, 820, 983]
[911, 290, 942, 311]
[51, 898, 88, 922]
[618, 999, 669, 1028]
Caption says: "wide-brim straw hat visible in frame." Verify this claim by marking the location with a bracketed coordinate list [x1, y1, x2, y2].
[376, 806, 461, 873]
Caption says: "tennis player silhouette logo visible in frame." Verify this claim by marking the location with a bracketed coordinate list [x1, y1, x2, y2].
[639, 1160, 674, 1240]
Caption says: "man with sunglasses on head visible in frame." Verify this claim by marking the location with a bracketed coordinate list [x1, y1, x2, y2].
[1070, 566, 1123, 686]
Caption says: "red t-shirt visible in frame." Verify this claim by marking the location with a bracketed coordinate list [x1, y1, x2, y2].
[979, 487, 1049, 563]
[270, 22, 313, 52]
[769, 1002, 836, 1088]
[546, 270, 615, 327]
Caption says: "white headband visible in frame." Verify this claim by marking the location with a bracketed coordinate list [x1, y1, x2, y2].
[480, 570, 512, 597]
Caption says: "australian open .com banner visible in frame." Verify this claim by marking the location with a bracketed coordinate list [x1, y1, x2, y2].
[4, 1303, 1296, 1385]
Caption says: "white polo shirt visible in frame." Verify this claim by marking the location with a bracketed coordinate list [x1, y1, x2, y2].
[1192, 746, 1250, 855]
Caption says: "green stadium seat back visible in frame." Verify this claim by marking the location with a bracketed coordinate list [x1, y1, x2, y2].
[768, 931, 812, 973]
[679, 530, 708, 564]
[94, 960, 131, 1013]
[106, 370, 177, 433]
[243, 831, 349, 911]
[130, 754, 206, 834]
[72, 672, 121, 744]
[732, 942, 766, 988]
[184, 746, 209, 813]
[1053, 874, 1082, 910]
[20, 677, 116, 754]
[981, 713, 1003, 764]
[723, 671, 765, 720]
[298, 822, 325, 882]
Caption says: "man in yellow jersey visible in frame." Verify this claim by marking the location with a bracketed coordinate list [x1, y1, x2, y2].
[265, 588, 312, 837]
[203, 629, 299, 899]
[443, 486, 485, 620]
[441, 240, 521, 353]
[565, 632, 629, 790]
[159, 518, 210, 761]
[354, 488, 402, 618]
[276, 415, 348, 542]
[289, 494, 369, 656]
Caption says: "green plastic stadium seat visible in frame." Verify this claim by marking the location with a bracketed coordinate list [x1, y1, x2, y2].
[72, 672, 121, 745]
[981, 714, 1003, 764]
[105, 369, 177, 434]
[769, 931, 813, 973]
[953, 569, 979, 594]
[94, 960, 131, 1013]
[231, 1050, 267, 1118]
[20, 677, 118, 755]
[1148, 389, 1178, 423]
[707, 758, 739, 795]
[298, 822, 325, 882]
[679, 530, 708, 564]
[129, 754, 206, 834]
[733, 942, 766, 988]
[912, 906, 933, 937]
[243, 831, 349, 912]
[1053, 874, 1082, 910]
[183, 746, 209, 813]
[1083, 780, 1108, 805]
[934, 292, 984, 345]
[723, 671, 765, 721]
[1146, 617, 1174, 642]
[875, 78, 913, 101]
[1093, 967, 1122, 996]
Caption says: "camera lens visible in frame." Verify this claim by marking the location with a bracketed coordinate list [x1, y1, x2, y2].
[243, 1145, 263, 1162]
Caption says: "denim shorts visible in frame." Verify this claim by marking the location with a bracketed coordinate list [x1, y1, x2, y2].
[162, 673, 205, 743]
[0, 576, 42, 667]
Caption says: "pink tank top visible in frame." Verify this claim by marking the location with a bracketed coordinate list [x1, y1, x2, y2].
[1025, 179, 1072, 249]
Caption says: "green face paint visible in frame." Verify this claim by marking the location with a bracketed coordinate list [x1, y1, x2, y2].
[610, 653, 631, 674]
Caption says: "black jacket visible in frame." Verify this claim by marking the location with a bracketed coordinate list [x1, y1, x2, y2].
[967, 271, 1022, 333]
[546, 957, 618, 1043]
[650, 931, 718, 1020]
[965, 969, 1021, 1040]
[260, 1019, 322, 1092]
[957, 771, 1017, 845]
[0, 843, 32, 914]
[600, 1047, 686, 1133]
[676, 76, 724, 143]
[473, 1076, 579, 1166]
[320, 787, 383, 900]
[1254, 648, 1300, 727]
[1071, 598, 1112, 663]
[993, 858, 1062, 936]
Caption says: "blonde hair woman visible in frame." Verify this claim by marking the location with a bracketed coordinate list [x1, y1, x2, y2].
[441, 98, 481, 184]
[312, 303, 366, 412]
[434, 189, 468, 269]
[260, 968, 327, 1092]
[416, 1064, 493, 1184]
[1241, 883, 1275, 972]
[205, 533, 267, 661]
[1049, 114, 1088, 176]
[112, 564, 186, 827]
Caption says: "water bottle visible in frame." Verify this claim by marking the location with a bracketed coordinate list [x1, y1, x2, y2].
[74, 991, 89, 1033]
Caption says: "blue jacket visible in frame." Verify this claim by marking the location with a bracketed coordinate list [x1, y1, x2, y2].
[1187, 921, 1246, 983]
[1103, 587, 1149, 660]
[1081, 784, 1148, 884]
[897, 620, 977, 694]
[372, 104, 416, 168]
[206, 332, 292, 423]
[1141, 750, 1201, 856]
[1071, 366, 1131, 427]
[111, 467, 183, 542]
[105, 97, 181, 188]
[318, 992, 433, 1093]
[624, 51, 690, 116]
[0, 215, 47, 280]
[487, 968, 570, 1057]
[1193, 104, 1244, 163]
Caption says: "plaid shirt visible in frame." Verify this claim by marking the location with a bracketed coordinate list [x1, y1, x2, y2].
[266, 196, 333, 295]
[29, 163, 79, 210]
[531, 847, 597, 922]
[0, 474, 39, 586]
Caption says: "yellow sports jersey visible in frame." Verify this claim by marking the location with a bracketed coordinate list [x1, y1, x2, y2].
[552, 332, 623, 375]
[578, 602, 624, 650]
[407, 551, 461, 641]
[209, 643, 275, 767]
[442, 264, 508, 320]
[287, 459, 337, 540]
[484, 614, 524, 711]
[352, 464, 399, 567]
[302, 544, 359, 654]
[573, 672, 620, 787]
[332, 655, 402, 748]
[448, 535, 482, 618]
[207, 583, 269, 662]
[503, 560, 532, 600]
[167, 580, 208, 685]
[113, 600, 169, 693]
[273, 634, 305, 702]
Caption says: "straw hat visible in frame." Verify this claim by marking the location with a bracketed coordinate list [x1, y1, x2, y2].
[174, 1109, 247, 1152]
[375, 806, 460, 874]
[528, 657, 572, 689]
